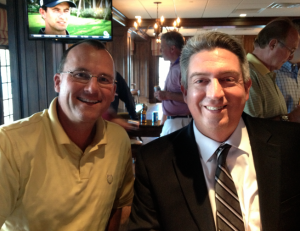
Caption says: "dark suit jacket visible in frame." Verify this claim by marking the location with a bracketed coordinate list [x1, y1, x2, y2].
[129, 113, 300, 231]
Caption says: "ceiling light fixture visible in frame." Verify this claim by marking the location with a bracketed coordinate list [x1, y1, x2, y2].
[134, 2, 180, 40]
[240, 14, 247, 17]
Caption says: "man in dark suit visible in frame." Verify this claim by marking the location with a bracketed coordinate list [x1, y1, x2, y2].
[128, 32, 300, 231]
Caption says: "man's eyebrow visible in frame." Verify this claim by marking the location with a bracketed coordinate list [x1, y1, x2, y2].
[189, 70, 240, 78]
[189, 72, 210, 78]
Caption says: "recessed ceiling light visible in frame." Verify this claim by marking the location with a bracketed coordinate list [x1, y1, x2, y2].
[240, 14, 247, 17]
[135, 16, 141, 19]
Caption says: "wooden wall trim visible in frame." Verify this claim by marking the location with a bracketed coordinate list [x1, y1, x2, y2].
[0, 3, 6, 9]
[7, 0, 63, 120]
[127, 17, 300, 29]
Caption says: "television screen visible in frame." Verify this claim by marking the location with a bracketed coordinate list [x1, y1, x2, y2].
[26, 0, 112, 42]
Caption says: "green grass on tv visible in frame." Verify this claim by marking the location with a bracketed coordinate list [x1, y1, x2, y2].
[28, 13, 111, 36]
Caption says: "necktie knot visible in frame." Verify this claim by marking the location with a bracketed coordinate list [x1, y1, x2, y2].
[216, 143, 231, 167]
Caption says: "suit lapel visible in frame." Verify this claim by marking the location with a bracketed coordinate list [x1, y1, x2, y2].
[172, 122, 215, 231]
[243, 114, 281, 231]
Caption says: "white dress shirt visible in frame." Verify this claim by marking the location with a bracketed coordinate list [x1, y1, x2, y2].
[193, 118, 261, 231]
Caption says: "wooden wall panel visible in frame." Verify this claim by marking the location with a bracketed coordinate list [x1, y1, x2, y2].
[7, 0, 63, 120]
[106, 23, 131, 109]
[243, 35, 256, 54]
[132, 40, 151, 101]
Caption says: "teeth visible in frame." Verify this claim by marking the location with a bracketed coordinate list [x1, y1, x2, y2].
[206, 106, 224, 110]
[78, 97, 98, 103]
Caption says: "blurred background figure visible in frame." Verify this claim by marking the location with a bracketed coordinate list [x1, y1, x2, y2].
[154, 31, 191, 136]
[244, 17, 300, 122]
[102, 72, 139, 131]
[274, 19, 300, 113]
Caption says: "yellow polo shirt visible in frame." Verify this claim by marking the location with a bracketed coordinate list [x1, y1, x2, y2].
[244, 53, 287, 118]
[0, 97, 134, 231]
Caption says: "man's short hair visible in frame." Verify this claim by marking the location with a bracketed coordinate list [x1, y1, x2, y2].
[161, 31, 185, 50]
[292, 18, 300, 34]
[254, 17, 297, 48]
[180, 32, 250, 89]
[57, 40, 113, 74]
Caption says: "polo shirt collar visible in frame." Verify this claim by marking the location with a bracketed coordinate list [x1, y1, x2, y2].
[247, 53, 271, 76]
[48, 97, 107, 148]
[171, 56, 180, 66]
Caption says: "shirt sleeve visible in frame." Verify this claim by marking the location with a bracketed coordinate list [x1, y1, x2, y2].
[244, 69, 264, 118]
[0, 130, 20, 228]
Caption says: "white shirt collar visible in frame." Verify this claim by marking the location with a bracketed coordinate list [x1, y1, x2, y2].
[193, 118, 251, 163]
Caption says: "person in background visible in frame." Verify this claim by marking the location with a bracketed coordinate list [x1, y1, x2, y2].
[129, 32, 300, 231]
[102, 72, 139, 131]
[39, 0, 76, 35]
[274, 19, 300, 113]
[0, 40, 134, 231]
[111, 72, 138, 120]
[154, 31, 191, 136]
[244, 17, 300, 122]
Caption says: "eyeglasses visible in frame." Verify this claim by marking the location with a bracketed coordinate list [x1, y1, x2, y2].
[278, 40, 296, 56]
[60, 70, 116, 86]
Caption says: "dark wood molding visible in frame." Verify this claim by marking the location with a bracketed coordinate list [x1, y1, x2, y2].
[127, 17, 300, 29]
[0, 3, 6, 9]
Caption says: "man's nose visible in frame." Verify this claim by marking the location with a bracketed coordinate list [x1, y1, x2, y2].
[206, 79, 224, 99]
[84, 77, 99, 93]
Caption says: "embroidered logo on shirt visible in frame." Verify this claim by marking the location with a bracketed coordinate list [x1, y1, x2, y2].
[107, 174, 113, 184]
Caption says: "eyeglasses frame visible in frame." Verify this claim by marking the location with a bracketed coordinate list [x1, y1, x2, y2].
[278, 40, 296, 56]
[60, 70, 117, 86]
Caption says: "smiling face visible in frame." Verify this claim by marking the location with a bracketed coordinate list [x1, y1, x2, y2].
[54, 43, 116, 126]
[181, 48, 251, 142]
[39, 2, 70, 35]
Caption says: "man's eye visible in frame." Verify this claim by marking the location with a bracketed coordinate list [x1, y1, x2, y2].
[195, 79, 206, 84]
[98, 76, 111, 84]
[223, 77, 235, 82]
[74, 72, 90, 80]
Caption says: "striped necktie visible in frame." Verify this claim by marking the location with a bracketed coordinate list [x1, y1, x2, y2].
[215, 143, 245, 231]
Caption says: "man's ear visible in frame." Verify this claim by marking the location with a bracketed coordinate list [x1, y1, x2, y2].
[54, 74, 61, 93]
[244, 78, 252, 101]
[180, 85, 188, 104]
[110, 83, 117, 103]
[269, 39, 277, 50]
[39, 8, 46, 19]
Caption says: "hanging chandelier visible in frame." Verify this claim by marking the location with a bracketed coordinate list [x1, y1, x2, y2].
[134, 2, 180, 41]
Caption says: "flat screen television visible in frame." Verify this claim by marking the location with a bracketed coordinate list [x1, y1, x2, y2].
[26, 0, 113, 42]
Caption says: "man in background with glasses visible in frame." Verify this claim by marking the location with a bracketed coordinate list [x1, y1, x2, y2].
[274, 19, 300, 114]
[0, 40, 134, 231]
[244, 17, 300, 122]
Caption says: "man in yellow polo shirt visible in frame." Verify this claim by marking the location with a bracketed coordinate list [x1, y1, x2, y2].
[0, 40, 134, 231]
[244, 17, 300, 122]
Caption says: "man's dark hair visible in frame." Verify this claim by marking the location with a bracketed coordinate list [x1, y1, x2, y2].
[254, 17, 297, 48]
[161, 31, 184, 50]
[292, 18, 300, 33]
[180, 32, 250, 88]
[57, 40, 109, 73]
[41, 6, 47, 11]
